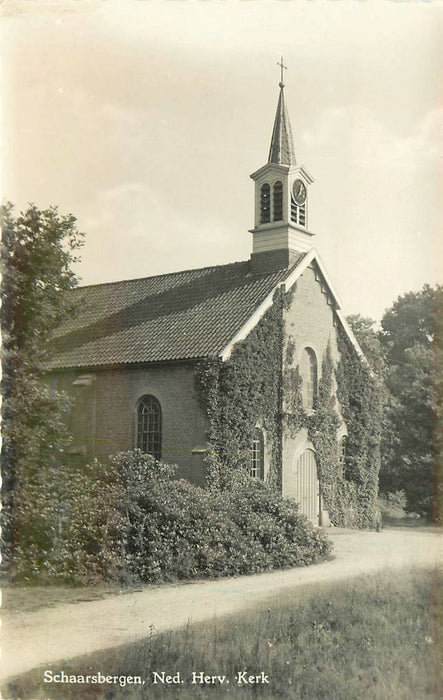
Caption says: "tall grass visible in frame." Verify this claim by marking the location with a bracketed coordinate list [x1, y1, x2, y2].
[4, 567, 441, 699]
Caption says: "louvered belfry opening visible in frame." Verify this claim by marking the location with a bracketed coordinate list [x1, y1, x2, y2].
[260, 183, 271, 223]
[273, 180, 283, 221]
[291, 198, 306, 227]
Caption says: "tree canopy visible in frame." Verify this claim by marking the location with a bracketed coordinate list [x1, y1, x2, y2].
[1, 203, 84, 571]
[347, 314, 386, 375]
[1, 203, 83, 364]
[378, 285, 442, 519]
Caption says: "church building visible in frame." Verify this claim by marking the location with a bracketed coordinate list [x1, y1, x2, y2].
[47, 74, 379, 528]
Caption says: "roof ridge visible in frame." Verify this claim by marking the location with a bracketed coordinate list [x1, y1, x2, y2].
[75, 259, 251, 291]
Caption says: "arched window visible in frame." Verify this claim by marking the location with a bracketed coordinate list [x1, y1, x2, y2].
[137, 395, 162, 459]
[301, 348, 318, 410]
[260, 183, 271, 223]
[273, 181, 283, 221]
[250, 428, 264, 479]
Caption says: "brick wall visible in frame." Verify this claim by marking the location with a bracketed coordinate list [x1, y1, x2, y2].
[281, 263, 345, 506]
[50, 264, 346, 500]
[53, 362, 209, 485]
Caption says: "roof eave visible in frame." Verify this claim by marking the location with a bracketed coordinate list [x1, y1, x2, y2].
[250, 162, 291, 181]
[219, 248, 368, 365]
[45, 355, 211, 373]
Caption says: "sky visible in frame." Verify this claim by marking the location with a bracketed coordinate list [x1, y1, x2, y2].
[2, 0, 442, 322]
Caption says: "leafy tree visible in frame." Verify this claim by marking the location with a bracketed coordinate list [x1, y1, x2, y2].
[378, 285, 442, 519]
[347, 314, 386, 375]
[1, 203, 84, 573]
[380, 286, 438, 364]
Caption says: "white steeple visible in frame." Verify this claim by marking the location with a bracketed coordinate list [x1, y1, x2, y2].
[250, 61, 315, 273]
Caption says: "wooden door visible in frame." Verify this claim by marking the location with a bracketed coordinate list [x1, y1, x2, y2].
[293, 449, 320, 524]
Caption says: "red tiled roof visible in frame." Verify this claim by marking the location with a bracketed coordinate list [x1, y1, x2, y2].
[46, 256, 305, 369]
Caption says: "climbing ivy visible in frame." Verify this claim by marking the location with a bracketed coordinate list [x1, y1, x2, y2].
[196, 290, 284, 492]
[283, 338, 382, 528]
[335, 330, 383, 528]
[196, 291, 382, 529]
[306, 347, 342, 522]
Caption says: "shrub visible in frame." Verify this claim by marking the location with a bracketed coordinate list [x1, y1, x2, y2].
[378, 490, 408, 520]
[117, 451, 331, 583]
[225, 479, 331, 568]
[12, 460, 126, 585]
[11, 451, 331, 585]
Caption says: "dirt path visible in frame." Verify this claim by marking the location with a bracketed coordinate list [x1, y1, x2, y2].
[1, 527, 441, 681]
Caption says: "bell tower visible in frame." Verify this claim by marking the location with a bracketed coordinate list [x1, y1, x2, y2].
[250, 60, 315, 273]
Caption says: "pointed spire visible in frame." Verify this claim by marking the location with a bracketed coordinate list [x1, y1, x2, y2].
[268, 60, 296, 166]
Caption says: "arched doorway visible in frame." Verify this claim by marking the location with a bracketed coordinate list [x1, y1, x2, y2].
[292, 449, 320, 524]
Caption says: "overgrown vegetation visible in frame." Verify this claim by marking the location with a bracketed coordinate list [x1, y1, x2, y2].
[0, 203, 83, 573]
[335, 331, 384, 528]
[197, 290, 285, 491]
[11, 460, 126, 585]
[198, 285, 383, 529]
[347, 287, 442, 522]
[283, 338, 383, 529]
[378, 491, 409, 523]
[6, 567, 441, 699]
[11, 451, 330, 585]
[378, 285, 443, 520]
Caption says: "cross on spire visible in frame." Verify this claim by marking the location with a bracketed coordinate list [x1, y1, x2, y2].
[268, 60, 296, 166]
[277, 57, 287, 87]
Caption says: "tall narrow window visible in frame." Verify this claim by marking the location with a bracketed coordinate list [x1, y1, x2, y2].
[250, 428, 264, 479]
[137, 395, 162, 459]
[273, 181, 283, 221]
[301, 348, 318, 410]
[260, 183, 271, 223]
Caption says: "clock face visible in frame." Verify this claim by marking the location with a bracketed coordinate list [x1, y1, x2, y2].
[292, 179, 307, 206]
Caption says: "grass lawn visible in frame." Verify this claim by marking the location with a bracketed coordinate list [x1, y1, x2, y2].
[3, 566, 441, 699]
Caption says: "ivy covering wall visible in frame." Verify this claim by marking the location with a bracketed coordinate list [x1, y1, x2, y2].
[196, 289, 382, 529]
[335, 331, 383, 528]
[283, 339, 382, 528]
[197, 290, 285, 491]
